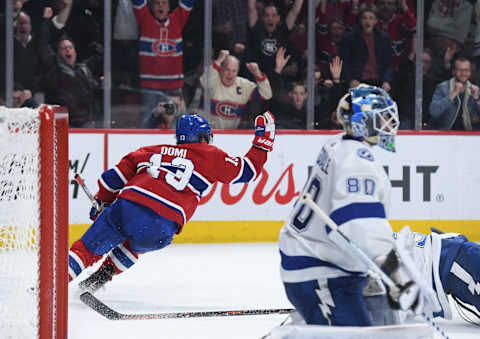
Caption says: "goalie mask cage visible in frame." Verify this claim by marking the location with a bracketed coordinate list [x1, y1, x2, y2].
[0, 105, 69, 339]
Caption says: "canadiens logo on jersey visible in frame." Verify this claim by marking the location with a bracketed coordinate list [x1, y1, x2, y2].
[150, 27, 181, 57]
[132, 0, 193, 89]
[215, 102, 242, 118]
[261, 39, 278, 56]
[152, 39, 178, 56]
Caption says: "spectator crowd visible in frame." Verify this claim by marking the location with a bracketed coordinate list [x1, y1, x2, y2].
[2, 0, 480, 131]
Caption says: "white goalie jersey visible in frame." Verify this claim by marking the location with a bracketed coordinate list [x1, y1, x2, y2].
[279, 134, 396, 282]
[398, 231, 452, 319]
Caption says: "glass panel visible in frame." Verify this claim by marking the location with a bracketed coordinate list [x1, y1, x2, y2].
[214, 0, 308, 130]
[110, 0, 202, 129]
[12, 1, 105, 126]
[313, 1, 424, 130]
[377, 0, 418, 130]
[208, 0, 254, 129]
[11, 2, 47, 109]
[422, 0, 480, 131]
[0, 4, 5, 105]
[314, 1, 351, 130]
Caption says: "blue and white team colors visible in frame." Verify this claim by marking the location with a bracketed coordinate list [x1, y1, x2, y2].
[279, 134, 395, 325]
[405, 231, 480, 320]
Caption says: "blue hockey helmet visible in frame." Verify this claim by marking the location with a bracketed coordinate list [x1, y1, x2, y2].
[176, 114, 212, 144]
[336, 84, 399, 152]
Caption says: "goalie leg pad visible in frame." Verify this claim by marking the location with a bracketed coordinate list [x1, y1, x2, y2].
[443, 235, 480, 315]
[364, 294, 401, 326]
[283, 275, 372, 326]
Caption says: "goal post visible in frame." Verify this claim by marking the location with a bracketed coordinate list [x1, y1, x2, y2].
[0, 105, 69, 339]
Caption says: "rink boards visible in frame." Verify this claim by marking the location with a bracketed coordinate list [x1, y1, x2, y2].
[68, 129, 480, 245]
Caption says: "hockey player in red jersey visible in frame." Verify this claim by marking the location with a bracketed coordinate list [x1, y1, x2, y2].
[68, 112, 276, 293]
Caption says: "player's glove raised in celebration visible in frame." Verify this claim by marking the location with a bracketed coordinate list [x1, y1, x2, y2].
[253, 111, 275, 152]
[89, 195, 111, 221]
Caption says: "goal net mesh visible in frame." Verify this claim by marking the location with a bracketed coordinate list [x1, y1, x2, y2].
[0, 107, 43, 338]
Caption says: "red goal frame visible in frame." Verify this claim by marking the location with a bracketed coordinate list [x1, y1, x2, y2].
[39, 105, 69, 339]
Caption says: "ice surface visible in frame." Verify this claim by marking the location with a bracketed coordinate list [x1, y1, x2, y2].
[68, 243, 479, 339]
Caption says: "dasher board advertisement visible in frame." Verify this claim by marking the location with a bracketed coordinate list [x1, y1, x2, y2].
[68, 130, 480, 242]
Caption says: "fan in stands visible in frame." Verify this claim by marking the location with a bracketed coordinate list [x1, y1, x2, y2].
[68, 112, 276, 293]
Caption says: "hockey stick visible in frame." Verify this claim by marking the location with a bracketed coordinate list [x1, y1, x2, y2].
[299, 193, 397, 290]
[74, 172, 100, 211]
[300, 194, 450, 339]
[80, 291, 293, 321]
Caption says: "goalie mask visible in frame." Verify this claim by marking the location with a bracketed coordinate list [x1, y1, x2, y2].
[176, 114, 213, 144]
[337, 84, 399, 152]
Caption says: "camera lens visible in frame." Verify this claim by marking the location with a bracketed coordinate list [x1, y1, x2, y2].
[164, 102, 176, 115]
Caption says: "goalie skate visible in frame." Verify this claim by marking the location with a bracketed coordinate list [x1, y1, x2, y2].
[79, 264, 115, 294]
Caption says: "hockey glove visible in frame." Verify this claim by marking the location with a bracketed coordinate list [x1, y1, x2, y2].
[380, 228, 440, 316]
[381, 249, 423, 314]
[253, 111, 275, 152]
[89, 196, 111, 221]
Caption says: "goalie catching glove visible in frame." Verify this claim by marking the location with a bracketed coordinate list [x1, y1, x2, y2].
[89, 195, 111, 221]
[380, 249, 424, 314]
[380, 227, 441, 316]
[253, 111, 275, 152]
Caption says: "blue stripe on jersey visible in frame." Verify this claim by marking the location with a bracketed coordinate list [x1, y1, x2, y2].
[111, 247, 135, 269]
[139, 40, 183, 55]
[128, 187, 185, 220]
[180, 0, 195, 10]
[162, 165, 210, 196]
[280, 250, 362, 275]
[102, 168, 125, 191]
[131, 0, 146, 8]
[233, 159, 254, 183]
[326, 202, 386, 233]
[189, 172, 210, 195]
[69, 254, 83, 276]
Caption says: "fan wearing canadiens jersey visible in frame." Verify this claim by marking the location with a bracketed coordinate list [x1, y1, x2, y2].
[200, 49, 272, 129]
[68, 112, 276, 293]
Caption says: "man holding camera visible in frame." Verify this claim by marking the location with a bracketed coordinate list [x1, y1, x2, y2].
[141, 89, 184, 129]
[429, 57, 480, 130]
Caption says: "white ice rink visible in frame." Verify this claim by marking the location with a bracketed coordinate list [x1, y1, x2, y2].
[68, 242, 479, 339]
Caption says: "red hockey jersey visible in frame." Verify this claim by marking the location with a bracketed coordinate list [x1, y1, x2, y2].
[96, 142, 267, 232]
[132, 0, 194, 90]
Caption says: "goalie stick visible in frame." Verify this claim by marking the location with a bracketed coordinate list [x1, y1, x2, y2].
[300, 193, 450, 339]
[80, 291, 293, 320]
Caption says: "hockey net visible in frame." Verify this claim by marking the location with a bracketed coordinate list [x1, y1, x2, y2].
[0, 106, 69, 339]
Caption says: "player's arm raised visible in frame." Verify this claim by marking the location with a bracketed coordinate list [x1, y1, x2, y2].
[216, 111, 276, 184]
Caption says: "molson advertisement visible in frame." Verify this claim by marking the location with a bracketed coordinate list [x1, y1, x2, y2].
[68, 131, 480, 244]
